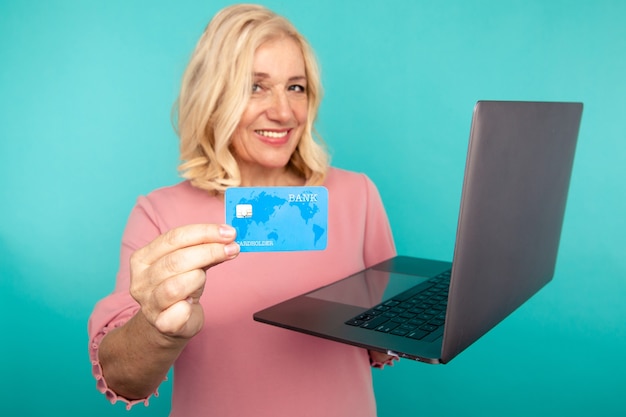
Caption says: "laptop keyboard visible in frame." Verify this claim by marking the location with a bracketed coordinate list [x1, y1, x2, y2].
[345, 270, 450, 342]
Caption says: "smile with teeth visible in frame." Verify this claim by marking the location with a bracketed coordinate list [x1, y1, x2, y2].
[256, 129, 289, 139]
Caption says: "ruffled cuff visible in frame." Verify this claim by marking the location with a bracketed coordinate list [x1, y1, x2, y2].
[89, 312, 162, 410]
[369, 351, 400, 369]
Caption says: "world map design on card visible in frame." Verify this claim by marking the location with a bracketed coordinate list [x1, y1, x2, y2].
[224, 186, 328, 252]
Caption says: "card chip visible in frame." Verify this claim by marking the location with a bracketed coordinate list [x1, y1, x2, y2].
[236, 204, 253, 218]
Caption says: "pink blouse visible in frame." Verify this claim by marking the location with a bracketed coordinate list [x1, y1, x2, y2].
[88, 167, 397, 417]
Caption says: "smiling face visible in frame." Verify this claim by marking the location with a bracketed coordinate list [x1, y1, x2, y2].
[230, 36, 309, 186]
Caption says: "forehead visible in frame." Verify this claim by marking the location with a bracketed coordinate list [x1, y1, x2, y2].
[252, 36, 306, 76]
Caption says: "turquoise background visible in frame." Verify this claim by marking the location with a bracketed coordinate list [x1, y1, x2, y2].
[1, 1, 624, 416]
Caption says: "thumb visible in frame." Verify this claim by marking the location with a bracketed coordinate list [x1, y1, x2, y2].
[154, 299, 204, 338]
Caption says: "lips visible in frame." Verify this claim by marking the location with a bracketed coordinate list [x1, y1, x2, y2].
[255, 129, 292, 145]
[255, 129, 289, 139]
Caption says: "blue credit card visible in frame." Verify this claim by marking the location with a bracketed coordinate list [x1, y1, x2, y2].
[224, 186, 328, 252]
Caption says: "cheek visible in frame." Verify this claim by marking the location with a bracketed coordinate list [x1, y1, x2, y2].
[236, 105, 256, 132]
[294, 102, 309, 125]
[230, 128, 247, 157]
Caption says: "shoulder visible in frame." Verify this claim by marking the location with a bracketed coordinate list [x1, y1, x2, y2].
[324, 167, 387, 216]
[133, 181, 222, 230]
[139, 180, 217, 213]
[143, 180, 206, 204]
[324, 167, 376, 193]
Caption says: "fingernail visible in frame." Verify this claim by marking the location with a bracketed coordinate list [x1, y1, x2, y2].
[224, 242, 240, 257]
[219, 225, 236, 238]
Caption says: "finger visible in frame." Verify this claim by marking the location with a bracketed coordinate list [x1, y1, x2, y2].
[133, 224, 237, 268]
[150, 241, 239, 278]
[154, 299, 204, 337]
[151, 268, 207, 313]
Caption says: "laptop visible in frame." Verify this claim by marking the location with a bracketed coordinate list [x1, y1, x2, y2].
[254, 101, 583, 364]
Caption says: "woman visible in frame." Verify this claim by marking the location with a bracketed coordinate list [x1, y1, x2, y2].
[88, 4, 397, 416]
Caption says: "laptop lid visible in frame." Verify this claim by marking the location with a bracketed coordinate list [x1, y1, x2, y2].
[254, 100, 583, 364]
[441, 100, 583, 362]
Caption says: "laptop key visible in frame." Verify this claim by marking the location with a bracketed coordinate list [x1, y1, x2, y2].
[399, 323, 418, 331]
[422, 326, 444, 343]
[376, 322, 400, 333]
[416, 313, 434, 321]
[359, 315, 390, 329]
[390, 327, 410, 336]
[407, 330, 430, 340]
[390, 316, 408, 324]
[407, 318, 426, 326]
[419, 324, 438, 332]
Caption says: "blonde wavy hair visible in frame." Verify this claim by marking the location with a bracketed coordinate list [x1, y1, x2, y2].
[174, 4, 329, 193]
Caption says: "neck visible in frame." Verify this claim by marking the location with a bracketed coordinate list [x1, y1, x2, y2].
[238, 163, 305, 187]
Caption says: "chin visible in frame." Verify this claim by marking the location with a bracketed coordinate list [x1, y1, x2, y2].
[259, 151, 296, 168]
[261, 159, 293, 170]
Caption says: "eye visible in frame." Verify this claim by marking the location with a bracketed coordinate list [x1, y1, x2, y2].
[251, 83, 262, 93]
[289, 84, 306, 93]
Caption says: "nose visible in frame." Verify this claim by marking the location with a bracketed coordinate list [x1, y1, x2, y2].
[266, 91, 293, 123]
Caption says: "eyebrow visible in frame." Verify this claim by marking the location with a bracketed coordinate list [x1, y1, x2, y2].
[253, 72, 307, 83]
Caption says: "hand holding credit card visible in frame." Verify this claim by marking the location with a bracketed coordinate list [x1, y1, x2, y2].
[224, 186, 328, 252]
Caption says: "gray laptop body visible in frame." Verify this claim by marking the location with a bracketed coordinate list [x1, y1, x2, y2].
[254, 101, 583, 364]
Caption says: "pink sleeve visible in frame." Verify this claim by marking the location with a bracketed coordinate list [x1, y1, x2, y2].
[87, 196, 164, 409]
